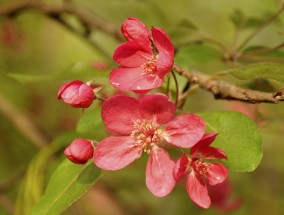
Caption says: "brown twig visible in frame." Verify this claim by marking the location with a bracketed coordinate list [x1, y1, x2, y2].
[2, 1, 284, 105]
[236, 4, 284, 53]
[173, 65, 284, 104]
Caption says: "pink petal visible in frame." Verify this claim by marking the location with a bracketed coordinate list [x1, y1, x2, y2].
[121, 17, 151, 46]
[113, 41, 153, 67]
[146, 147, 176, 197]
[110, 67, 163, 93]
[186, 172, 211, 209]
[57, 80, 83, 99]
[102, 95, 141, 135]
[163, 114, 205, 148]
[152, 27, 174, 56]
[206, 163, 228, 186]
[190, 133, 227, 159]
[173, 153, 190, 182]
[156, 51, 174, 78]
[139, 93, 176, 124]
[93, 136, 142, 170]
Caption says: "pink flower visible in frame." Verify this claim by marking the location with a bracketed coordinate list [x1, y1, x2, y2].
[208, 180, 242, 212]
[93, 93, 205, 197]
[173, 133, 228, 209]
[58, 80, 95, 108]
[110, 17, 174, 94]
[64, 138, 94, 164]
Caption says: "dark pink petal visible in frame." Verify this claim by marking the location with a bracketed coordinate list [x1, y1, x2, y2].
[190, 133, 227, 159]
[121, 17, 151, 46]
[173, 153, 190, 182]
[146, 147, 176, 197]
[206, 163, 228, 186]
[113, 41, 153, 67]
[209, 181, 242, 212]
[152, 27, 174, 56]
[163, 114, 205, 148]
[58, 80, 94, 108]
[102, 95, 141, 135]
[110, 67, 163, 93]
[64, 138, 94, 164]
[131, 74, 164, 94]
[93, 136, 142, 170]
[57, 80, 83, 99]
[139, 94, 176, 124]
[186, 172, 211, 209]
[156, 51, 174, 78]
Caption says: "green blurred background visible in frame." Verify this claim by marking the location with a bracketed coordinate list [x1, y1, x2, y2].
[1, 0, 284, 214]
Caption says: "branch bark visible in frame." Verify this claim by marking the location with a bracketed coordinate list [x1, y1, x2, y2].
[1, 1, 284, 104]
[174, 65, 284, 104]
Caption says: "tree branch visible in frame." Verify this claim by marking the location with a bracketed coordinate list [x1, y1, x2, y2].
[173, 65, 284, 104]
[2, 1, 284, 104]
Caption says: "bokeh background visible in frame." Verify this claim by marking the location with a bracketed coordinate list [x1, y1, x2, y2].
[1, 0, 284, 214]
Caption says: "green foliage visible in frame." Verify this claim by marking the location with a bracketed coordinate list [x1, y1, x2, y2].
[202, 111, 263, 172]
[175, 44, 221, 67]
[76, 106, 107, 139]
[7, 62, 109, 84]
[29, 159, 101, 215]
[227, 62, 284, 83]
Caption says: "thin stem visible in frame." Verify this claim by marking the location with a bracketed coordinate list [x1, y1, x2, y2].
[166, 75, 171, 97]
[171, 70, 179, 106]
[240, 41, 284, 56]
[236, 5, 284, 53]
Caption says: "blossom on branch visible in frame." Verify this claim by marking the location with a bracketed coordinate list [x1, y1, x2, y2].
[64, 138, 94, 164]
[173, 133, 228, 208]
[93, 93, 205, 197]
[110, 17, 174, 94]
[57, 80, 95, 108]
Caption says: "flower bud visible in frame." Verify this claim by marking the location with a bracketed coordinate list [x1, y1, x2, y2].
[57, 80, 95, 108]
[64, 138, 94, 164]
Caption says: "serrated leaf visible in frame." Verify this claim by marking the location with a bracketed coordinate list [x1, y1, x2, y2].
[201, 111, 262, 172]
[7, 62, 109, 84]
[30, 160, 101, 215]
[175, 44, 221, 67]
[227, 62, 284, 83]
[76, 107, 107, 139]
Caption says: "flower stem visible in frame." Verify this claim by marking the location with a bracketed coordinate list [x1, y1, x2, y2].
[171, 70, 179, 106]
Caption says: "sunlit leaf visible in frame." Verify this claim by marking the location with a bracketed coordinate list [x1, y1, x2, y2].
[29, 160, 101, 215]
[227, 62, 284, 83]
[76, 106, 107, 139]
[175, 44, 221, 67]
[7, 62, 109, 84]
[201, 111, 263, 172]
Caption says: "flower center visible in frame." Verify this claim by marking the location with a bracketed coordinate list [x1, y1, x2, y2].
[192, 160, 209, 176]
[140, 57, 157, 75]
[130, 119, 163, 153]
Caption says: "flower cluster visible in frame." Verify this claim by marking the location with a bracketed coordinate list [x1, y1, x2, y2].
[58, 17, 230, 209]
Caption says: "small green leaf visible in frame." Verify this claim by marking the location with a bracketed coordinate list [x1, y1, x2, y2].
[228, 62, 284, 83]
[30, 160, 101, 215]
[201, 111, 263, 172]
[175, 44, 221, 67]
[7, 62, 109, 84]
[76, 107, 107, 139]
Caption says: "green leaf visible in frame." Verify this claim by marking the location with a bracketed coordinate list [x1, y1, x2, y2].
[76, 106, 107, 139]
[175, 44, 221, 67]
[228, 62, 284, 83]
[30, 160, 101, 215]
[7, 62, 109, 84]
[201, 111, 262, 172]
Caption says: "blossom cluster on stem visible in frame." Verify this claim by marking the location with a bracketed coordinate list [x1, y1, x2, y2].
[58, 17, 232, 210]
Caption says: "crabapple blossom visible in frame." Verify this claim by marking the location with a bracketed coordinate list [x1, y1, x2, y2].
[64, 138, 94, 164]
[110, 17, 174, 94]
[93, 93, 205, 197]
[173, 133, 228, 208]
[57, 80, 95, 108]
